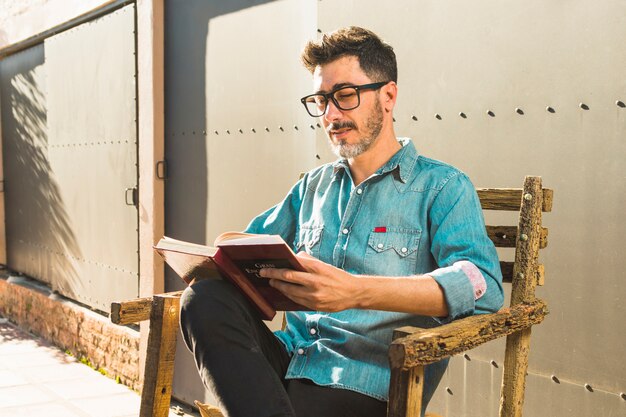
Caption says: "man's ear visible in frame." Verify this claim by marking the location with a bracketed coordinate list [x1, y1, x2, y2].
[382, 82, 398, 113]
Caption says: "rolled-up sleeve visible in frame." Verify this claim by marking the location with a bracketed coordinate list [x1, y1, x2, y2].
[427, 173, 504, 322]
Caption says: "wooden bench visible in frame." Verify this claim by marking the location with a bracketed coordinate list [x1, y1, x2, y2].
[111, 176, 553, 417]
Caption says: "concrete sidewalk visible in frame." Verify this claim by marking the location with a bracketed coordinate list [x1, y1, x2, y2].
[0, 317, 199, 417]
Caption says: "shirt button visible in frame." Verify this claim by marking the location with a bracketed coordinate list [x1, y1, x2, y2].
[356, 188, 363, 195]
[401, 247, 408, 253]
[377, 243, 384, 249]
[297, 348, 305, 355]
[309, 328, 317, 335]
[342, 228, 349, 235]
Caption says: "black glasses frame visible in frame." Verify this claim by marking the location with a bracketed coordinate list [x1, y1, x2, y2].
[300, 81, 390, 117]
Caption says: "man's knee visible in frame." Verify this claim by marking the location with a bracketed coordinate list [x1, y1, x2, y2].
[180, 278, 236, 322]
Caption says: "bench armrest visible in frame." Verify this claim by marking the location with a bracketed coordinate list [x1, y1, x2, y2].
[389, 298, 548, 370]
[110, 290, 184, 325]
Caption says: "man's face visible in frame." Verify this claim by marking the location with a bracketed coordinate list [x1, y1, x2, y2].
[313, 56, 384, 159]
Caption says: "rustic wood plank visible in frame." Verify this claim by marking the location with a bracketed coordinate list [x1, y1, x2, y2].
[499, 176, 544, 417]
[139, 294, 180, 417]
[388, 299, 548, 369]
[500, 262, 544, 286]
[110, 290, 183, 325]
[510, 177, 543, 305]
[477, 188, 553, 212]
[387, 365, 424, 417]
[487, 226, 548, 249]
[500, 328, 532, 417]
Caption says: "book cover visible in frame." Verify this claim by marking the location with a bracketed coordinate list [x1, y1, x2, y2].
[154, 234, 309, 320]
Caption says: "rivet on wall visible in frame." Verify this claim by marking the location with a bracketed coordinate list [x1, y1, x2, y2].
[463, 354, 471, 361]
[546, 106, 556, 113]
[446, 387, 454, 395]
[579, 103, 590, 110]
[279, 126, 284, 132]
[584, 384, 594, 392]
[317, 123, 322, 128]
[435, 114, 442, 120]
[487, 110, 495, 117]
[213, 130, 218, 135]
[310, 124, 315, 130]
[620, 392, 626, 401]
[238, 129, 243, 134]
[490, 360, 499, 368]
[393, 117, 396, 122]
[226, 130, 231, 134]
[294, 125, 299, 130]
[251, 128, 256, 133]
[516, 108, 524, 115]
[616, 100, 625, 108]
[459, 112, 467, 119]
[412, 115, 418, 121]
[316, 154, 321, 160]
[551, 375, 560, 384]
[265, 127, 270, 132]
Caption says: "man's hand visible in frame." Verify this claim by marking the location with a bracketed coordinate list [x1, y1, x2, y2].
[259, 252, 361, 312]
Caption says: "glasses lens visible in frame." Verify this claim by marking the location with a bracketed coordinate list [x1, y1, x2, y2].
[332, 87, 359, 111]
[304, 95, 327, 117]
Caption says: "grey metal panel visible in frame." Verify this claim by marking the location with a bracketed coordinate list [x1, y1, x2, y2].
[0, 5, 138, 314]
[428, 356, 626, 417]
[164, 0, 318, 405]
[41, 3, 138, 311]
[0, 44, 50, 282]
[319, 0, 626, 415]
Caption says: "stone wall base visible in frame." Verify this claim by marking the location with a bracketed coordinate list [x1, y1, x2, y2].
[0, 271, 141, 391]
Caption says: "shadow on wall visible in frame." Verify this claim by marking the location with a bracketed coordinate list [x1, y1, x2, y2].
[163, 0, 278, 292]
[0, 44, 81, 295]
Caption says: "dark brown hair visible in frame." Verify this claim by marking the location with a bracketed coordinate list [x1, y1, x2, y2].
[301, 26, 397, 83]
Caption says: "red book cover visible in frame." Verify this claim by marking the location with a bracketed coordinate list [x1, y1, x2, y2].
[154, 234, 309, 320]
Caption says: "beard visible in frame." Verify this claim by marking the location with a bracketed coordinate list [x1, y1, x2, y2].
[327, 99, 384, 159]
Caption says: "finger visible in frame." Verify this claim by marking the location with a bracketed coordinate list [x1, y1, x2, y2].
[269, 279, 313, 305]
[296, 251, 314, 259]
[259, 268, 309, 284]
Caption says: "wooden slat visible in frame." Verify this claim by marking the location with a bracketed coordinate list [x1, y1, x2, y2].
[487, 226, 548, 249]
[139, 294, 180, 417]
[388, 299, 548, 369]
[110, 290, 183, 325]
[500, 176, 544, 417]
[500, 262, 544, 286]
[477, 188, 553, 212]
[387, 365, 424, 417]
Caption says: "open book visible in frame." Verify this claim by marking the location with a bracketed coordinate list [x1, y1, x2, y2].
[154, 232, 308, 320]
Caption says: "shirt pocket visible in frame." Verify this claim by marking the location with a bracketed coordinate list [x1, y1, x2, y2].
[364, 228, 421, 276]
[295, 224, 324, 259]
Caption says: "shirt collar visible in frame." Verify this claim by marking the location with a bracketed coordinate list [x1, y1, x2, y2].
[332, 138, 418, 183]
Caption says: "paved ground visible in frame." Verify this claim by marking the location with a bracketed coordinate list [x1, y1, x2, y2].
[0, 317, 199, 417]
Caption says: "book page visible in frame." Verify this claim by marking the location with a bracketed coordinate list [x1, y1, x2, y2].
[216, 234, 287, 247]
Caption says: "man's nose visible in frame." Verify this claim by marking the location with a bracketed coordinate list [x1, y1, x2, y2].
[324, 99, 343, 122]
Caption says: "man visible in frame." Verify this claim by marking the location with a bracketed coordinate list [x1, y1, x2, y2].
[180, 26, 503, 417]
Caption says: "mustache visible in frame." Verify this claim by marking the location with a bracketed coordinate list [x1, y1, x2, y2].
[326, 121, 357, 133]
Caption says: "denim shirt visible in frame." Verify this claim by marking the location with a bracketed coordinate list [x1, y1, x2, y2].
[245, 138, 503, 403]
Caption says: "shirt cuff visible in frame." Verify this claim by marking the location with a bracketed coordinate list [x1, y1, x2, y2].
[428, 261, 486, 322]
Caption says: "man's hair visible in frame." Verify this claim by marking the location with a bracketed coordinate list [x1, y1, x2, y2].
[301, 26, 397, 83]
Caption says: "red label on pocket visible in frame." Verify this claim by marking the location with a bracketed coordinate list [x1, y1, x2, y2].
[373, 227, 387, 233]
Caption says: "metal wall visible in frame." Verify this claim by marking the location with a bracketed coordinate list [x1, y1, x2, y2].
[164, 0, 626, 414]
[0, 4, 139, 312]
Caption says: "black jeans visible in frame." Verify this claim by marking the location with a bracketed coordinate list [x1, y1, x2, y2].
[179, 279, 388, 417]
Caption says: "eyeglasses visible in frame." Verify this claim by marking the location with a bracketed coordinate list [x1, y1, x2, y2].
[300, 81, 390, 117]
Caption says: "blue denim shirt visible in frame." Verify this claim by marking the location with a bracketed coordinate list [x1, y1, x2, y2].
[245, 138, 503, 403]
